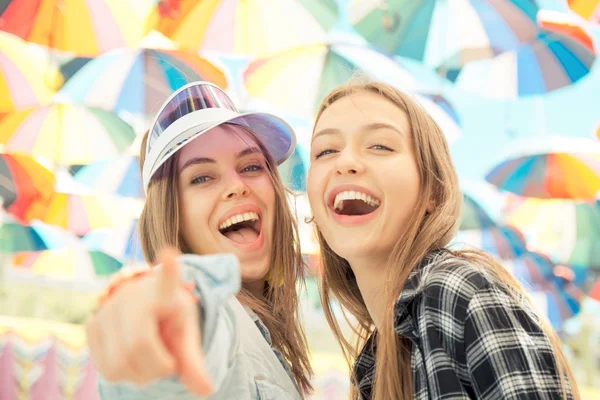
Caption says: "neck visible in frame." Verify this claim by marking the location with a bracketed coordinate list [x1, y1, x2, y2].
[348, 255, 391, 331]
[243, 279, 266, 297]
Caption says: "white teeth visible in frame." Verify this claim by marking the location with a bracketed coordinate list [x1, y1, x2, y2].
[333, 191, 380, 211]
[219, 212, 259, 231]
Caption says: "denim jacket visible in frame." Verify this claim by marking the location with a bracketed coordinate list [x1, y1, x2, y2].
[97, 253, 303, 400]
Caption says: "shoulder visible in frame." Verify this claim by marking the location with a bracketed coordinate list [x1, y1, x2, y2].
[417, 251, 494, 308]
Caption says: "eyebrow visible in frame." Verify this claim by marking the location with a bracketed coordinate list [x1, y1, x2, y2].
[312, 123, 405, 143]
[179, 146, 262, 173]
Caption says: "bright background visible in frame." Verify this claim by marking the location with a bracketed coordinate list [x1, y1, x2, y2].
[1, 0, 600, 398]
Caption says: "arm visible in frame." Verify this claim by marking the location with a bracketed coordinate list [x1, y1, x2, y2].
[464, 285, 571, 399]
[96, 253, 241, 399]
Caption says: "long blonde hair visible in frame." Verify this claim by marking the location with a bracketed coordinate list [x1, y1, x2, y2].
[313, 81, 579, 400]
[138, 124, 313, 393]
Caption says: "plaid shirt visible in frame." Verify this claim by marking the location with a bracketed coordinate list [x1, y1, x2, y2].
[354, 250, 573, 400]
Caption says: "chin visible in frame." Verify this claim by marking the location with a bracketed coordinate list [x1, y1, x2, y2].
[239, 258, 270, 282]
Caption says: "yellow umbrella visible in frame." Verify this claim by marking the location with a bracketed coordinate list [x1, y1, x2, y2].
[23, 192, 132, 236]
[0, 32, 61, 112]
[148, 0, 331, 57]
[0, 0, 150, 57]
[0, 103, 135, 165]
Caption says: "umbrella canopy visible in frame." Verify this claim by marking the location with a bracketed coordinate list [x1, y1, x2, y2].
[0, 153, 54, 220]
[148, 0, 334, 56]
[459, 192, 496, 231]
[347, 0, 542, 70]
[0, 0, 149, 56]
[0, 103, 135, 165]
[453, 225, 527, 260]
[12, 246, 123, 280]
[82, 220, 144, 264]
[567, 0, 600, 23]
[57, 47, 228, 122]
[243, 42, 421, 118]
[23, 192, 131, 236]
[486, 137, 600, 200]
[505, 197, 600, 271]
[501, 251, 555, 288]
[0, 32, 60, 112]
[450, 10, 596, 98]
[73, 155, 143, 199]
[0, 218, 66, 253]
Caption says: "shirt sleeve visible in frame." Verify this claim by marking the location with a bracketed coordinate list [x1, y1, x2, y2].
[97, 253, 241, 400]
[463, 283, 571, 399]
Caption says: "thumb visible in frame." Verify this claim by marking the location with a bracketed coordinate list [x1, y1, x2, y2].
[154, 247, 182, 308]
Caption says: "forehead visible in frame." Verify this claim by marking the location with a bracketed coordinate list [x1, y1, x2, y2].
[178, 125, 258, 161]
[314, 91, 410, 134]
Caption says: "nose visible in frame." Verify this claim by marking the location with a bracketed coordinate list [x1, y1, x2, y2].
[335, 148, 365, 176]
[222, 173, 250, 200]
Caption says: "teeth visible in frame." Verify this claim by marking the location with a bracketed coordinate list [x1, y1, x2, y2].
[219, 212, 259, 231]
[333, 191, 380, 211]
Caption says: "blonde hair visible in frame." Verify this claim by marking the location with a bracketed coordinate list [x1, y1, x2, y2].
[312, 81, 579, 400]
[138, 124, 313, 393]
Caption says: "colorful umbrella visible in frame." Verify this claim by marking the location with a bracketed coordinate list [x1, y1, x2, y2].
[0, 0, 149, 57]
[278, 148, 308, 192]
[346, 0, 542, 70]
[0, 103, 135, 165]
[82, 220, 144, 265]
[73, 156, 143, 199]
[450, 10, 596, 98]
[0, 32, 60, 112]
[590, 277, 600, 301]
[23, 192, 131, 236]
[244, 42, 421, 118]
[148, 0, 334, 57]
[0, 218, 67, 253]
[486, 137, 600, 200]
[529, 282, 581, 330]
[12, 247, 123, 280]
[459, 193, 496, 231]
[453, 225, 527, 260]
[505, 197, 600, 271]
[57, 47, 228, 123]
[501, 251, 555, 288]
[567, 0, 600, 23]
[0, 153, 54, 220]
[417, 93, 460, 126]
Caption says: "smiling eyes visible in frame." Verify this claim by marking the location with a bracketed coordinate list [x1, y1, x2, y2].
[190, 164, 264, 185]
[314, 144, 394, 159]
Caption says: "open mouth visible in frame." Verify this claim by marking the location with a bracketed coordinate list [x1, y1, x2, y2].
[332, 191, 381, 216]
[218, 212, 262, 244]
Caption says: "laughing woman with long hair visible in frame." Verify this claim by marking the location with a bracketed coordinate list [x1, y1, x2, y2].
[307, 81, 579, 400]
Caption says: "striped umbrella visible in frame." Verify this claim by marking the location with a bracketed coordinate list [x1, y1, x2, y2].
[12, 246, 123, 281]
[486, 137, 600, 200]
[453, 225, 527, 260]
[0, 103, 135, 165]
[459, 193, 496, 231]
[244, 42, 421, 118]
[57, 47, 228, 123]
[0, 218, 67, 253]
[23, 192, 131, 236]
[501, 251, 555, 288]
[567, 0, 600, 23]
[0, 32, 60, 112]
[148, 0, 334, 57]
[451, 10, 596, 98]
[0, 0, 149, 56]
[73, 156, 143, 199]
[0, 153, 54, 221]
[82, 220, 144, 264]
[345, 0, 542, 70]
[505, 196, 600, 271]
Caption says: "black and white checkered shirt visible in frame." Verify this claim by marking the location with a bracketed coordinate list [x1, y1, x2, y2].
[353, 250, 573, 399]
